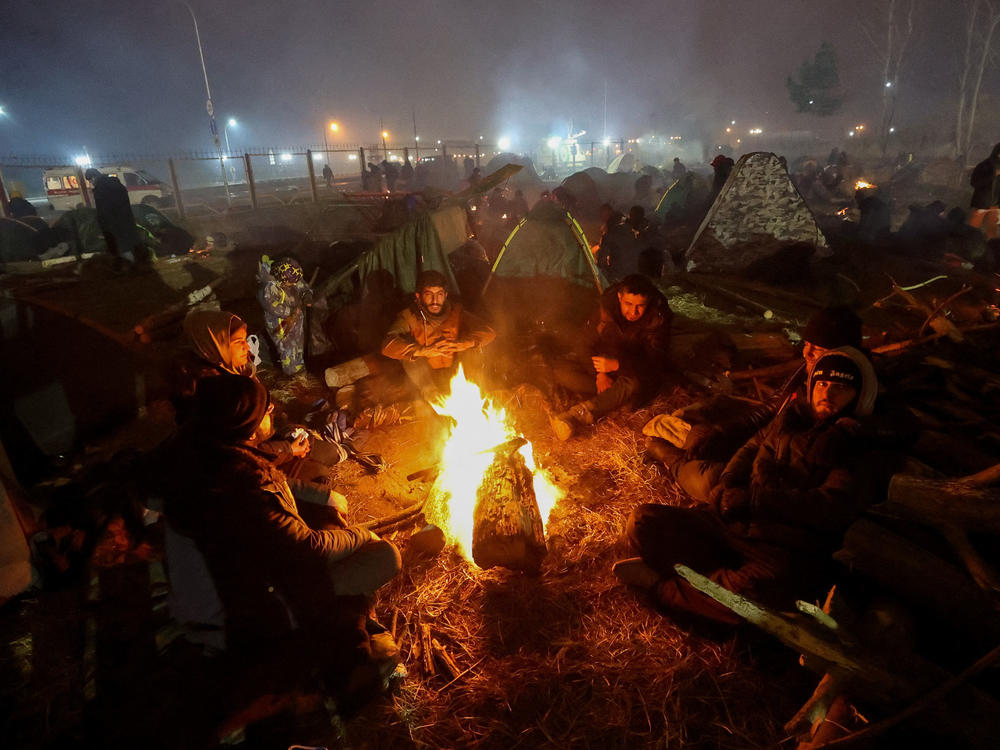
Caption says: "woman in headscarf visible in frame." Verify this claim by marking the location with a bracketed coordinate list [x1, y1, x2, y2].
[171, 310, 347, 489]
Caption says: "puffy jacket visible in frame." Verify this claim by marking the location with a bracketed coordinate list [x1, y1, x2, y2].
[717, 347, 880, 551]
[381, 300, 495, 369]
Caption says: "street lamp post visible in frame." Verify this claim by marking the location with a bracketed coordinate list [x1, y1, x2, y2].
[323, 121, 339, 157]
[180, 1, 231, 206]
[382, 130, 389, 161]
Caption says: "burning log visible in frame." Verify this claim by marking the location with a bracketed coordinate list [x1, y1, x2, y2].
[471, 450, 547, 573]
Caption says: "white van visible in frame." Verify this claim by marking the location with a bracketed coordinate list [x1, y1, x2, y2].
[43, 166, 172, 211]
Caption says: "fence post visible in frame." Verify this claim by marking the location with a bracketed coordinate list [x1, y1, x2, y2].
[475, 143, 481, 168]
[306, 149, 319, 204]
[359, 147, 366, 186]
[76, 167, 92, 207]
[167, 158, 185, 220]
[244, 154, 258, 210]
[0, 166, 9, 218]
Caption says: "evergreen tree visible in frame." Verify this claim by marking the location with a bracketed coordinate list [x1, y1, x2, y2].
[786, 42, 843, 116]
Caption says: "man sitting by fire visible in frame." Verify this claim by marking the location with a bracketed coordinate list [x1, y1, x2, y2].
[548, 273, 673, 440]
[160, 374, 402, 705]
[614, 347, 879, 624]
[381, 269, 496, 401]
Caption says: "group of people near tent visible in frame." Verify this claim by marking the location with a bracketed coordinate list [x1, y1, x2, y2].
[152, 238, 922, 717]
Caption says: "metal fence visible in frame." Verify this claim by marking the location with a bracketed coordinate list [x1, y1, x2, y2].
[0, 140, 494, 221]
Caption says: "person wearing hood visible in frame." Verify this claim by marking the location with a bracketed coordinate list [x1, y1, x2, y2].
[645, 305, 866, 503]
[381, 269, 496, 400]
[614, 347, 879, 624]
[159, 374, 401, 704]
[173, 309, 349, 485]
[258, 255, 313, 375]
[969, 142, 1000, 239]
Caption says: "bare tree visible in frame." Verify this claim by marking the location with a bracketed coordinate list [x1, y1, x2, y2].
[955, 0, 1000, 163]
[860, 0, 919, 156]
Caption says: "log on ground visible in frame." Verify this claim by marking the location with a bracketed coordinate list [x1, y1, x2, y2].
[472, 451, 547, 572]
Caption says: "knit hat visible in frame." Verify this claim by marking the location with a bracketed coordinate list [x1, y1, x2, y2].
[810, 353, 862, 389]
[193, 374, 269, 441]
[809, 347, 878, 417]
[802, 306, 863, 350]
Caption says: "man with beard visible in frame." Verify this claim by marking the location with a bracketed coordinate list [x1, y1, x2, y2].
[548, 274, 672, 440]
[381, 270, 496, 400]
[614, 348, 879, 624]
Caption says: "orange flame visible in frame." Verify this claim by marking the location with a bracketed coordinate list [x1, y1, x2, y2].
[855, 179, 876, 190]
[425, 367, 561, 562]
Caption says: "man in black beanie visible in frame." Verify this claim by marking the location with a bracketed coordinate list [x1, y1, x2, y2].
[160, 374, 401, 702]
[646, 305, 865, 504]
[615, 348, 878, 625]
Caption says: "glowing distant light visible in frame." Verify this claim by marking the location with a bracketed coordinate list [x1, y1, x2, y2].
[848, 131, 855, 137]
[497, 135, 512, 150]
[415, 135, 420, 141]
[889, 126, 896, 133]
[227, 118, 237, 127]
[731, 120, 736, 125]
[547, 136, 561, 150]
[602, 138, 610, 147]
[437, 139, 441, 144]
[280, 153, 292, 162]
[856, 124, 865, 131]
[725, 127, 732, 133]
[348, 153, 358, 160]
[749, 128, 763, 135]
[382, 131, 389, 139]
[885, 81, 893, 88]
[0, 105, 5, 116]
[330, 121, 339, 132]
[809, 99, 814, 105]
[74, 154, 92, 167]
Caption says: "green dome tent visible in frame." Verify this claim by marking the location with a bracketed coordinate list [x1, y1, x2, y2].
[480, 201, 604, 345]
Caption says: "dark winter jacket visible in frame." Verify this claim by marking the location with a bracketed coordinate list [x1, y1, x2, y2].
[592, 282, 672, 391]
[717, 398, 868, 551]
[970, 146, 1000, 210]
[161, 436, 372, 649]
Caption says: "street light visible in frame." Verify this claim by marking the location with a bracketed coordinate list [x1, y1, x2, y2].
[179, 1, 231, 206]
[323, 121, 339, 154]
[224, 118, 237, 153]
[382, 130, 389, 160]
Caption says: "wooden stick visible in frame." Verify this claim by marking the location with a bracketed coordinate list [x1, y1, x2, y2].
[785, 672, 846, 738]
[727, 359, 801, 381]
[390, 609, 399, 641]
[917, 285, 972, 338]
[810, 641, 1000, 749]
[431, 638, 460, 679]
[419, 623, 435, 676]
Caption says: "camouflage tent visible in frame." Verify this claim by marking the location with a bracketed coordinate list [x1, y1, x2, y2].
[685, 152, 828, 273]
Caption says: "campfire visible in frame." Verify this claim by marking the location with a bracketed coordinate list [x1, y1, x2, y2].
[424, 367, 561, 572]
[854, 178, 876, 190]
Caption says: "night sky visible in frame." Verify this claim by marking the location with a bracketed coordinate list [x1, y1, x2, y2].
[0, 1, 987, 158]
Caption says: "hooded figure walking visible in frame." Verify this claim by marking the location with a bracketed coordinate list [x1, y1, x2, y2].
[258, 256, 312, 375]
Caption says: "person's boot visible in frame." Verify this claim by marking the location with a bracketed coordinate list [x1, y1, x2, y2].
[612, 557, 662, 590]
[549, 401, 595, 441]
